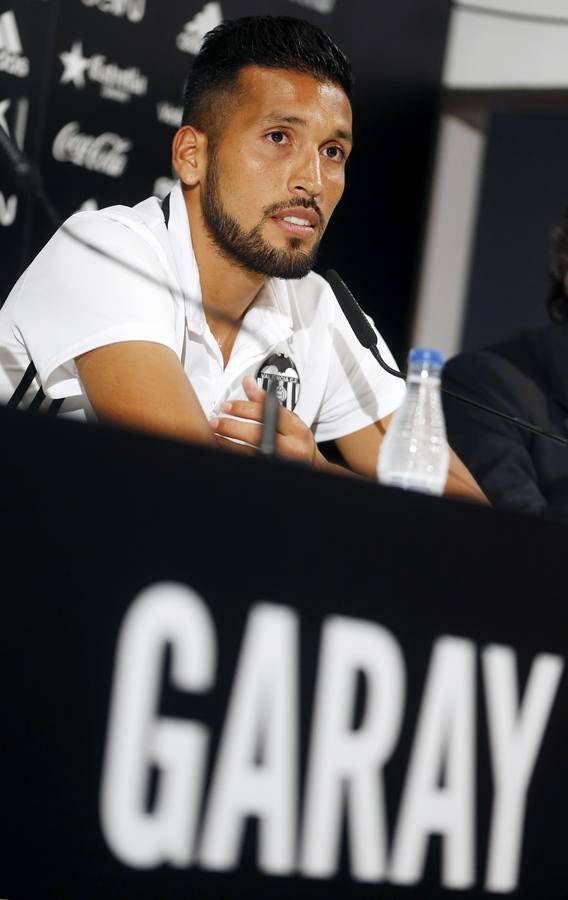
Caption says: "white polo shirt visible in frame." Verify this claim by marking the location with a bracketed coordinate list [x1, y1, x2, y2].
[0, 182, 405, 442]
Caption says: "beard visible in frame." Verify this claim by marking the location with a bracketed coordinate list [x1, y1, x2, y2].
[201, 151, 323, 280]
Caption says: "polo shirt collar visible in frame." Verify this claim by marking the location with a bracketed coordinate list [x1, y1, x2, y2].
[167, 181, 204, 335]
[166, 181, 293, 352]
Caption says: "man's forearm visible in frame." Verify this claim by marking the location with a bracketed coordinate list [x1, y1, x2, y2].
[313, 447, 359, 477]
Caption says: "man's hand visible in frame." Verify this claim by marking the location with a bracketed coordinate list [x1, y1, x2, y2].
[210, 375, 318, 466]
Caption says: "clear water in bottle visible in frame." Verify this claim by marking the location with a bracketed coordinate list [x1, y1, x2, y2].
[377, 347, 449, 495]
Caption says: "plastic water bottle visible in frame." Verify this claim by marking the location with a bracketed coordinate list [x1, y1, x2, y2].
[377, 347, 449, 495]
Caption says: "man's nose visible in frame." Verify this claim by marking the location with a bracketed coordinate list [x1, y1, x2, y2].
[288, 147, 323, 198]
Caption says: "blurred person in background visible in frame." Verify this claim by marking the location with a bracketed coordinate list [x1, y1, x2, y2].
[442, 207, 568, 520]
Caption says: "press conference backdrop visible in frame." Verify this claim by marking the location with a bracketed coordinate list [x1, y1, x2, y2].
[0, 0, 451, 363]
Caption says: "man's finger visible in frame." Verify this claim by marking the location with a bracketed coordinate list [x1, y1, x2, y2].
[214, 416, 263, 445]
[214, 435, 256, 455]
[243, 374, 265, 402]
[226, 397, 302, 437]
[220, 399, 264, 422]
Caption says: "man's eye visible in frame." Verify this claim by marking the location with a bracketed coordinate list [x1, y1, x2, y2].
[266, 131, 287, 144]
[323, 146, 345, 161]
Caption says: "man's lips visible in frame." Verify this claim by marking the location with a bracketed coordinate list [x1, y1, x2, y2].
[270, 205, 321, 238]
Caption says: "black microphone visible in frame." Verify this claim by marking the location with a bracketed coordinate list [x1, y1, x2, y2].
[259, 378, 279, 456]
[325, 269, 404, 379]
[325, 268, 568, 449]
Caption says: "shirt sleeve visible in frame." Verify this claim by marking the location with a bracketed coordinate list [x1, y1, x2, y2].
[14, 211, 179, 400]
[313, 290, 406, 443]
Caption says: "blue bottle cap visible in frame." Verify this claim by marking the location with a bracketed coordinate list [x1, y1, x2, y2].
[408, 347, 445, 367]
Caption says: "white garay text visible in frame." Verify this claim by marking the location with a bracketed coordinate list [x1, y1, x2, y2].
[100, 582, 564, 893]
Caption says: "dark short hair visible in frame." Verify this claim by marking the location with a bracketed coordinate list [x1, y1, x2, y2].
[181, 15, 353, 137]
[548, 208, 568, 322]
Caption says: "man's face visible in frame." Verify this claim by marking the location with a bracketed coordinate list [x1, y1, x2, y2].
[201, 66, 353, 279]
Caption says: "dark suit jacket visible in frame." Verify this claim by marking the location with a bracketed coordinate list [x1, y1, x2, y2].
[442, 323, 568, 520]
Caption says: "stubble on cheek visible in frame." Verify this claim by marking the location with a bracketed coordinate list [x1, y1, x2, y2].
[202, 149, 325, 278]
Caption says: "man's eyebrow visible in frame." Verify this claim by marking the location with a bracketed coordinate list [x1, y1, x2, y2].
[259, 113, 307, 127]
[333, 128, 354, 145]
[258, 113, 353, 145]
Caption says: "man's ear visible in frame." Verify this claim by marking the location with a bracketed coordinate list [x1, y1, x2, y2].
[171, 125, 207, 187]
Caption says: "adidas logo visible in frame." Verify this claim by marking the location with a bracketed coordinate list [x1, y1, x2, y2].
[0, 11, 30, 78]
[177, 2, 222, 56]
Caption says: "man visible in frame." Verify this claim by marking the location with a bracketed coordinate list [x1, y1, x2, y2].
[443, 208, 568, 519]
[0, 15, 485, 501]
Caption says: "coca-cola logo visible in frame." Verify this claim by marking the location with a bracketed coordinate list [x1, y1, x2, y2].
[52, 121, 132, 178]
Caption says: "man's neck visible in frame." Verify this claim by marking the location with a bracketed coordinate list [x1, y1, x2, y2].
[185, 191, 266, 325]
